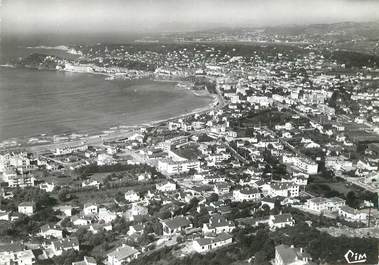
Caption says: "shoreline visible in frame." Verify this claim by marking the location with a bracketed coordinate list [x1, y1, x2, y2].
[0, 94, 219, 153]
[0, 86, 219, 153]
[0, 59, 221, 152]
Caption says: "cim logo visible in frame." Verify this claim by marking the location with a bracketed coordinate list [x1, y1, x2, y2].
[344, 250, 367, 264]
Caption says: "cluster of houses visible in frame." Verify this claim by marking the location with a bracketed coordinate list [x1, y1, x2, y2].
[1, 38, 379, 265]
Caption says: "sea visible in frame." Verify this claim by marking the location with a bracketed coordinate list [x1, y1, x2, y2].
[0, 38, 212, 143]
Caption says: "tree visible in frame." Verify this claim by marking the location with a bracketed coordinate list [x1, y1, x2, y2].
[254, 250, 270, 265]
[61, 217, 73, 228]
[346, 191, 359, 208]
[58, 188, 74, 202]
[112, 216, 130, 234]
[261, 204, 270, 215]
[53, 249, 83, 265]
[207, 193, 219, 203]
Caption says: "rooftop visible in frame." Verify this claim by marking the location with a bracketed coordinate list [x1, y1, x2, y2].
[108, 245, 139, 260]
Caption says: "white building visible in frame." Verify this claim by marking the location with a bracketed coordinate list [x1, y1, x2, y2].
[157, 159, 200, 175]
[39, 182, 55, 192]
[233, 187, 261, 202]
[283, 155, 318, 175]
[0, 248, 35, 265]
[161, 216, 192, 235]
[53, 205, 72, 216]
[325, 156, 354, 172]
[50, 237, 80, 257]
[305, 197, 345, 213]
[269, 182, 299, 198]
[98, 208, 117, 223]
[107, 245, 140, 265]
[82, 180, 100, 189]
[156, 181, 176, 192]
[269, 214, 295, 230]
[202, 215, 235, 235]
[2, 170, 36, 188]
[83, 203, 98, 216]
[192, 233, 233, 253]
[54, 143, 88, 156]
[38, 224, 63, 239]
[338, 206, 367, 222]
[18, 202, 35, 216]
[275, 244, 313, 265]
[124, 190, 140, 202]
[0, 152, 31, 172]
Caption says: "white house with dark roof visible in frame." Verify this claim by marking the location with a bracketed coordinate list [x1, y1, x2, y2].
[107, 244, 140, 265]
[275, 244, 314, 265]
[161, 216, 192, 235]
[192, 233, 233, 253]
[38, 224, 63, 239]
[51, 237, 79, 256]
[233, 187, 261, 202]
[202, 214, 235, 235]
[269, 214, 295, 230]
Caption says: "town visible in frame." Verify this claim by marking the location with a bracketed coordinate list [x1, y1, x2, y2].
[1, 23, 379, 265]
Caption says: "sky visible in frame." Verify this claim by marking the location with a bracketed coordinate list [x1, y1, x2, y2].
[1, 0, 379, 36]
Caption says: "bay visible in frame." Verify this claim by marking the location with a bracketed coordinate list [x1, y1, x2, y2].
[0, 67, 211, 141]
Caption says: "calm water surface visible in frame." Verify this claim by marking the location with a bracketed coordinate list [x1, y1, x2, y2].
[0, 67, 211, 141]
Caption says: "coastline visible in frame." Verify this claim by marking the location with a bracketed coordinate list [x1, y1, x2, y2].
[0, 53, 222, 152]
[0, 76, 220, 152]
[0, 93, 219, 153]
